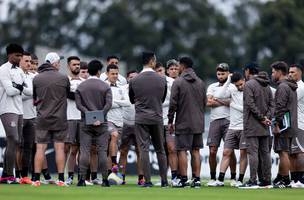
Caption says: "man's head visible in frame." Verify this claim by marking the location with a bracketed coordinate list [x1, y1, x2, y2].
[88, 60, 103, 77]
[178, 57, 193, 73]
[216, 63, 229, 84]
[19, 51, 32, 72]
[79, 61, 89, 79]
[289, 64, 303, 82]
[155, 62, 166, 76]
[45, 52, 62, 70]
[231, 72, 245, 91]
[30, 53, 39, 73]
[243, 62, 259, 80]
[166, 59, 179, 79]
[142, 51, 156, 69]
[6, 43, 24, 65]
[106, 64, 119, 84]
[107, 55, 119, 66]
[126, 70, 138, 82]
[67, 56, 81, 76]
[271, 61, 288, 82]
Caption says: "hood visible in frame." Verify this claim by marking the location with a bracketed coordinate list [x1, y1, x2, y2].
[37, 62, 56, 73]
[253, 71, 270, 87]
[280, 78, 298, 91]
[181, 68, 197, 83]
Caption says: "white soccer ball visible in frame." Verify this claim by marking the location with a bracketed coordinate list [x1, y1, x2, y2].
[108, 172, 123, 185]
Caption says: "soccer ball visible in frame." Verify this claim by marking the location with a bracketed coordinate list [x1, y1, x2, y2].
[108, 172, 123, 185]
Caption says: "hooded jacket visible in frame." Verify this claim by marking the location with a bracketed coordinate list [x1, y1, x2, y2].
[168, 68, 207, 134]
[274, 78, 298, 137]
[243, 71, 274, 137]
[33, 63, 70, 131]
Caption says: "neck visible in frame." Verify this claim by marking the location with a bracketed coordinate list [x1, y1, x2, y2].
[279, 75, 287, 81]
[69, 72, 79, 79]
[143, 65, 152, 69]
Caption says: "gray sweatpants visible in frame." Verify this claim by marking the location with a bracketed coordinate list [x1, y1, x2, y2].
[135, 123, 168, 183]
[78, 122, 109, 180]
[0, 113, 23, 176]
[246, 136, 272, 182]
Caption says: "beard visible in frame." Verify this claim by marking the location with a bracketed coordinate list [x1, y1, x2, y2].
[218, 77, 228, 84]
[71, 68, 80, 75]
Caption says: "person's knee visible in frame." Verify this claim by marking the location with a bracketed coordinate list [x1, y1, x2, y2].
[209, 146, 218, 157]
[70, 148, 79, 157]
[167, 143, 176, 154]
[222, 149, 232, 158]
[54, 142, 65, 153]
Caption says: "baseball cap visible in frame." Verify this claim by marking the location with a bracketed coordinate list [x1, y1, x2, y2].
[166, 59, 178, 68]
[45, 52, 64, 64]
[216, 63, 229, 71]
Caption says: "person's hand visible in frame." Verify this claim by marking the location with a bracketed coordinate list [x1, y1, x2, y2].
[93, 120, 101, 126]
[261, 117, 272, 126]
[12, 81, 24, 93]
[168, 123, 175, 134]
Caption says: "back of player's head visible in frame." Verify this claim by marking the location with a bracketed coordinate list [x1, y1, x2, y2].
[88, 60, 103, 76]
[243, 62, 259, 75]
[231, 72, 243, 83]
[271, 61, 288, 75]
[6, 43, 24, 55]
[142, 51, 155, 65]
[179, 57, 193, 68]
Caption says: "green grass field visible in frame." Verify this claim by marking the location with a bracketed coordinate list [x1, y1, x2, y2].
[1, 178, 304, 200]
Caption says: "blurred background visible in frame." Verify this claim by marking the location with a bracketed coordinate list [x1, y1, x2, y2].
[1, 0, 304, 80]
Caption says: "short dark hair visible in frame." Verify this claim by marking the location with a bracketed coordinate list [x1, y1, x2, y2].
[80, 61, 88, 69]
[67, 56, 80, 63]
[155, 62, 164, 70]
[22, 51, 31, 56]
[127, 70, 138, 78]
[271, 61, 288, 75]
[106, 64, 119, 72]
[231, 72, 243, 83]
[6, 43, 24, 55]
[179, 57, 193, 68]
[31, 53, 38, 60]
[88, 60, 103, 76]
[142, 51, 155, 65]
[290, 63, 303, 73]
[244, 62, 259, 75]
[107, 55, 119, 62]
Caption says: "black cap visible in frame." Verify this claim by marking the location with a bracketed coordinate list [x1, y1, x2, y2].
[6, 43, 24, 55]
